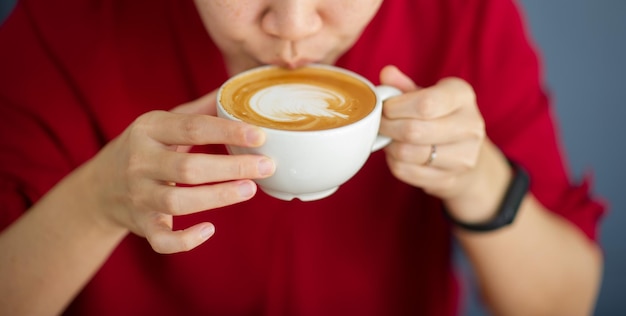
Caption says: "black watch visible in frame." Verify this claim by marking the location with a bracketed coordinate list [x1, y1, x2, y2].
[443, 159, 530, 232]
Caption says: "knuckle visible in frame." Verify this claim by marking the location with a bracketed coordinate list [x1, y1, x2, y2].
[457, 157, 475, 172]
[130, 111, 159, 137]
[175, 235, 196, 252]
[208, 181, 249, 209]
[219, 122, 253, 147]
[181, 116, 204, 143]
[214, 185, 237, 205]
[174, 155, 201, 183]
[395, 143, 414, 161]
[469, 119, 486, 140]
[160, 187, 182, 214]
[388, 161, 416, 183]
[383, 150, 398, 167]
[457, 117, 484, 143]
[147, 235, 169, 254]
[387, 165, 405, 183]
[126, 152, 147, 177]
[231, 158, 256, 178]
[416, 90, 439, 118]
[150, 244, 168, 254]
[235, 160, 249, 178]
[229, 124, 249, 143]
[127, 187, 143, 209]
[456, 78, 477, 101]
[384, 143, 401, 160]
[404, 121, 424, 143]
[147, 232, 197, 254]
[443, 77, 474, 94]
[125, 180, 148, 210]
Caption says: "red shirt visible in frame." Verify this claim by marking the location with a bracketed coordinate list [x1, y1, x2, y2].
[0, 0, 605, 315]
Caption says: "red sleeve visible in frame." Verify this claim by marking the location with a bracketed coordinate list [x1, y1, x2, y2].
[452, 0, 607, 241]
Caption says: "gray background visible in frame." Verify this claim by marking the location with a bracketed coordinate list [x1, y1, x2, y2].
[1, 0, 624, 315]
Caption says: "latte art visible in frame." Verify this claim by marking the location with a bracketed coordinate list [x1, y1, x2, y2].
[220, 66, 377, 131]
[250, 84, 349, 122]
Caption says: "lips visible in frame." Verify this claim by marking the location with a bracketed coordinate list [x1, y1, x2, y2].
[247, 39, 337, 70]
[262, 58, 319, 69]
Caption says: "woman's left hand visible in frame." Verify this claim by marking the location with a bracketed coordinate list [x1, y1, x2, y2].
[379, 65, 510, 222]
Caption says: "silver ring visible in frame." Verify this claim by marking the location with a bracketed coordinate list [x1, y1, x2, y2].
[425, 144, 437, 166]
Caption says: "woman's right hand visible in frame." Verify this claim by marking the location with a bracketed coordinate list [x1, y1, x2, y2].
[85, 90, 275, 253]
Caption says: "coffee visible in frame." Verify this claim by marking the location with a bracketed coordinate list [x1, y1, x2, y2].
[219, 66, 377, 131]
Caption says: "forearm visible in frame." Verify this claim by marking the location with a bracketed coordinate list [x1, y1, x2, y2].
[0, 162, 128, 315]
[449, 142, 602, 315]
[457, 195, 602, 315]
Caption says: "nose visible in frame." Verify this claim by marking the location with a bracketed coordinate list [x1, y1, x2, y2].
[261, 1, 323, 41]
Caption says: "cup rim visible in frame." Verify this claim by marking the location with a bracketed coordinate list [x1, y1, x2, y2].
[216, 64, 382, 134]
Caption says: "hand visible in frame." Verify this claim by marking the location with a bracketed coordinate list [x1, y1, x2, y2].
[85, 91, 275, 253]
[379, 66, 498, 216]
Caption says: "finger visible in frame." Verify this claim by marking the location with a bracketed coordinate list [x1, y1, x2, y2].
[137, 111, 266, 147]
[147, 151, 274, 184]
[384, 142, 434, 167]
[385, 141, 478, 171]
[382, 77, 473, 120]
[146, 180, 259, 216]
[380, 112, 483, 145]
[380, 65, 420, 92]
[145, 218, 216, 254]
[164, 91, 220, 153]
[170, 90, 219, 116]
[385, 156, 458, 197]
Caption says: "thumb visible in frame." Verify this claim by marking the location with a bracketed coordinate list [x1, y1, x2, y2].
[170, 89, 219, 116]
[379, 65, 420, 93]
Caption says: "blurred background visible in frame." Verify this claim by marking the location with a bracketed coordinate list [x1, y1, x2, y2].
[1, 0, 624, 315]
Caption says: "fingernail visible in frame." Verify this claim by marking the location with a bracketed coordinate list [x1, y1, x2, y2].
[200, 224, 215, 240]
[258, 158, 275, 177]
[238, 181, 256, 198]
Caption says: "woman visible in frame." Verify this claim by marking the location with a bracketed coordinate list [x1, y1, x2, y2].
[0, 0, 604, 315]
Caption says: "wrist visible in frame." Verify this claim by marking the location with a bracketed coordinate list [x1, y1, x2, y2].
[444, 141, 512, 223]
[72, 159, 130, 235]
[444, 159, 529, 232]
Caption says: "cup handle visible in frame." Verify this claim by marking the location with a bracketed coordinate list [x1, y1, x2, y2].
[371, 85, 402, 152]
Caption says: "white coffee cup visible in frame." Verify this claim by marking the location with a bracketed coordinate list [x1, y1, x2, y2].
[217, 64, 401, 201]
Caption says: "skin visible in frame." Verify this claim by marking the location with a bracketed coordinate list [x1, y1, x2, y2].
[0, 0, 602, 315]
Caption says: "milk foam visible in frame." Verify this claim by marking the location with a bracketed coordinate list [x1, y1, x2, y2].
[249, 84, 349, 122]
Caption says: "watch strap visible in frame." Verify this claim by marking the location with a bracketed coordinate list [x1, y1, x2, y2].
[443, 159, 530, 232]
